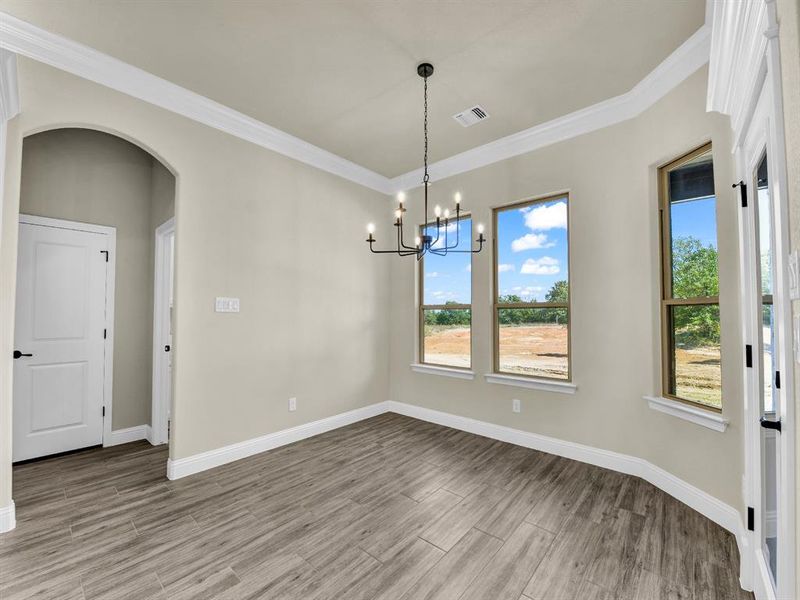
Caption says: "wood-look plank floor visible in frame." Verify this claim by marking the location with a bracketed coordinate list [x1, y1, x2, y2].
[1, 413, 752, 600]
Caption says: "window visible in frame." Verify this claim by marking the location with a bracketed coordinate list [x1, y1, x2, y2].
[493, 194, 570, 380]
[659, 143, 721, 410]
[419, 215, 472, 369]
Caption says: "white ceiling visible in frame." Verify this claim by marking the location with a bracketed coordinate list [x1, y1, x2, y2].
[0, 0, 705, 178]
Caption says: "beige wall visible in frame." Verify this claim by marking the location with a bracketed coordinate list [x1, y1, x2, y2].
[388, 67, 745, 511]
[0, 57, 390, 507]
[19, 128, 175, 429]
[776, 0, 800, 594]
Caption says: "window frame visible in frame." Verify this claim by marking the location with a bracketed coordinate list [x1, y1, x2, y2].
[658, 141, 722, 412]
[418, 212, 473, 370]
[492, 193, 572, 382]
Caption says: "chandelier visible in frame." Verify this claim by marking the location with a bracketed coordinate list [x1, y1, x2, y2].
[366, 62, 485, 260]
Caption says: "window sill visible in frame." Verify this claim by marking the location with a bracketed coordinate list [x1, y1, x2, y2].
[410, 363, 475, 380]
[484, 373, 577, 394]
[644, 396, 728, 432]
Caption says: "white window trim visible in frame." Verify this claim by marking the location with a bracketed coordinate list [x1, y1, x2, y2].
[484, 373, 576, 395]
[410, 363, 475, 380]
[644, 395, 729, 432]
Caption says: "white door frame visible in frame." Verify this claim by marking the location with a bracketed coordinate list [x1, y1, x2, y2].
[734, 23, 796, 600]
[151, 217, 174, 446]
[17, 214, 117, 447]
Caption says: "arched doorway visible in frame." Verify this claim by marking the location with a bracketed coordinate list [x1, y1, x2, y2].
[12, 127, 176, 465]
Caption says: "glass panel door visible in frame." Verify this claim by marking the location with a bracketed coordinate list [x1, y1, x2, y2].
[754, 151, 780, 588]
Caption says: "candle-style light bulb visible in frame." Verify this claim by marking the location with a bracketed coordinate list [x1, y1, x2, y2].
[397, 191, 405, 208]
[477, 223, 485, 235]
[415, 236, 421, 246]
[454, 192, 462, 204]
[444, 208, 450, 219]
[434, 205, 442, 218]
[394, 209, 402, 220]
[367, 223, 375, 234]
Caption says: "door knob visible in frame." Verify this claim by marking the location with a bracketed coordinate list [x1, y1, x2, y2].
[13, 350, 33, 359]
[759, 417, 782, 433]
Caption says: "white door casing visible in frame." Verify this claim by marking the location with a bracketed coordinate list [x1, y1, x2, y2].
[12, 216, 115, 462]
[737, 46, 796, 600]
[151, 217, 174, 446]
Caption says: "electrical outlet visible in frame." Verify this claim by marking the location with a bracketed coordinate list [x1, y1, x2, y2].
[288, 397, 297, 412]
[512, 399, 521, 413]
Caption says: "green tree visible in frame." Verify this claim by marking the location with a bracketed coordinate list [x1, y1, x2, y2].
[672, 237, 718, 297]
[545, 280, 569, 303]
[671, 236, 720, 346]
[433, 301, 470, 326]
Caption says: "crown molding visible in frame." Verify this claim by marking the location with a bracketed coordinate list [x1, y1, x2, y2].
[389, 25, 711, 192]
[0, 11, 394, 194]
[0, 49, 19, 122]
[0, 11, 710, 197]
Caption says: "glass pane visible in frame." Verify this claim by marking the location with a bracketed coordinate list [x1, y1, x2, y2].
[422, 218, 472, 305]
[668, 151, 719, 299]
[669, 304, 721, 408]
[756, 151, 779, 587]
[498, 308, 568, 379]
[422, 308, 471, 368]
[495, 197, 568, 303]
[762, 303, 775, 413]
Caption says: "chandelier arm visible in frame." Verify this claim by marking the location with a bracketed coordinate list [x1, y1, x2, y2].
[396, 226, 420, 256]
[430, 218, 442, 248]
[431, 236, 486, 256]
[367, 237, 417, 255]
[397, 217, 417, 251]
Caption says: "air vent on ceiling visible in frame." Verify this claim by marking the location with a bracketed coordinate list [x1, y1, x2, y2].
[453, 105, 490, 127]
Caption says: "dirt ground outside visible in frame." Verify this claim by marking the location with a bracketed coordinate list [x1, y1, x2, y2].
[424, 325, 723, 408]
[424, 324, 569, 379]
[674, 346, 721, 408]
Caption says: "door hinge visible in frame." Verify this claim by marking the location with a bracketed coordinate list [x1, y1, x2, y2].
[103, 328, 107, 339]
[775, 370, 781, 389]
[102, 406, 106, 417]
[100, 250, 109, 262]
[733, 181, 747, 207]
[747, 507, 754, 531]
[745, 344, 753, 368]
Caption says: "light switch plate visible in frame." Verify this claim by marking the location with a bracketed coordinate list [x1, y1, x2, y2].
[215, 297, 240, 313]
[789, 251, 800, 300]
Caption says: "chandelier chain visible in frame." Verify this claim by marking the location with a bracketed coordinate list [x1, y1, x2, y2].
[423, 74, 429, 184]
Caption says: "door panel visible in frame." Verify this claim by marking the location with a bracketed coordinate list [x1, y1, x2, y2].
[13, 222, 109, 462]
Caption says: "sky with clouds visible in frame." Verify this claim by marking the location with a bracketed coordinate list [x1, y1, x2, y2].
[422, 218, 473, 304]
[496, 198, 568, 301]
[422, 194, 717, 306]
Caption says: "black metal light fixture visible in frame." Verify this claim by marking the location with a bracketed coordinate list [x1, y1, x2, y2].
[366, 63, 485, 260]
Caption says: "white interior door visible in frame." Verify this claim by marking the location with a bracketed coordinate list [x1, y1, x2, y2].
[13, 220, 110, 461]
[151, 218, 174, 445]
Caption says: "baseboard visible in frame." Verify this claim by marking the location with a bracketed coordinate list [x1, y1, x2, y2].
[166, 402, 390, 480]
[106, 424, 153, 447]
[385, 401, 746, 548]
[0, 501, 15, 533]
